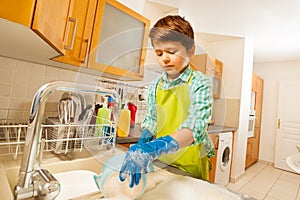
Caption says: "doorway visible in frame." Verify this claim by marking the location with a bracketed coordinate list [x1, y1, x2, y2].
[275, 80, 300, 171]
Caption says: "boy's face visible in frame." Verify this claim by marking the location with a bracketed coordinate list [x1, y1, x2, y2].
[153, 41, 194, 80]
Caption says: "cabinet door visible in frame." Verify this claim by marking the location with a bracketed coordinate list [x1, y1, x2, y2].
[214, 59, 223, 79]
[0, 0, 36, 26]
[88, 0, 150, 80]
[245, 128, 260, 168]
[245, 137, 255, 168]
[190, 54, 207, 74]
[204, 55, 217, 76]
[254, 74, 264, 128]
[53, 0, 97, 66]
[190, 54, 223, 99]
[208, 133, 219, 183]
[32, 0, 74, 55]
[253, 127, 260, 160]
[209, 149, 217, 183]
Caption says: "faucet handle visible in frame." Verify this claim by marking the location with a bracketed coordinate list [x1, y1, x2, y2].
[32, 169, 60, 199]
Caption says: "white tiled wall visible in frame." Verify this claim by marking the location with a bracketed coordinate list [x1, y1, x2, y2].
[98, 79, 148, 124]
[213, 98, 240, 127]
[0, 56, 95, 122]
[0, 56, 148, 124]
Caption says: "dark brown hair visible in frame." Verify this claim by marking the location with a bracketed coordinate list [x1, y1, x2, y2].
[149, 15, 195, 52]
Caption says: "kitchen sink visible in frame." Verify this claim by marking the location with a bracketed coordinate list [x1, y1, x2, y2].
[53, 170, 99, 200]
[1, 150, 104, 199]
[1, 146, 254, 200]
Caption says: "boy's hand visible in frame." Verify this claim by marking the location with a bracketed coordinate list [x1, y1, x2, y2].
[119, 135, 179, 188]
[137, 129, 153, 144]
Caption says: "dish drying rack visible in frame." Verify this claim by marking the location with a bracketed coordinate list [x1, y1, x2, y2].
[0, 115, 116, 159]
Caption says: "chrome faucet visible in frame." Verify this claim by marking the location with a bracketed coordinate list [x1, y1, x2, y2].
[14, 81, 120, 200]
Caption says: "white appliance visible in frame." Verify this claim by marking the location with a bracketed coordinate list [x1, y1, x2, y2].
[214, 132, 233, 186]
[250, 91, 256, 110]
[248, 109, 256, 138]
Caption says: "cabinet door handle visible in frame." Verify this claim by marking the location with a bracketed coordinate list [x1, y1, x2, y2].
[277, 118, 281, 129]
[80, 38, 90, 66]
[64, 17, 78, 51]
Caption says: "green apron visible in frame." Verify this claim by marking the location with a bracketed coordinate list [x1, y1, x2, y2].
[156, 76, 210, 180]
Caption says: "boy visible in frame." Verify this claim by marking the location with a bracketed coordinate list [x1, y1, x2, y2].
[119, 15, 214, 188]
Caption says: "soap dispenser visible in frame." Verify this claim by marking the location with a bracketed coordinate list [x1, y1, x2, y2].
[117, 102, 131, 138]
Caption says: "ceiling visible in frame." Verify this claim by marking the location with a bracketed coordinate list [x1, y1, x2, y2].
[147, 0, 300, 64]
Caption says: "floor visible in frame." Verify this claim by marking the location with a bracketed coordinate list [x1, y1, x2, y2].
[226, 162, 300, 200]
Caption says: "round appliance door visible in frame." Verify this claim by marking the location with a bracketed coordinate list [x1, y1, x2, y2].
[220, 145, 231, 171]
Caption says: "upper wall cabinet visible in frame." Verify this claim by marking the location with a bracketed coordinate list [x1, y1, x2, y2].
[0, 0, 74, 55]
[53, 0, 98, 67]
[87, 0, 150, 80]
[55, 0, 150, 80]
[0, 0, 150, 80]
[190, 54, 223, 98]
[0, 0, 36, 26]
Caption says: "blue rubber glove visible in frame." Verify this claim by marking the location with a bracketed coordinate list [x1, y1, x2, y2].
[119, 135, 179, 188]
[137, 129, 153, 144]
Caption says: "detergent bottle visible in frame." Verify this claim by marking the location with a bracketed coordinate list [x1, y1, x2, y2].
[117, 102, 131, 137]
[95, 96, 111, 137]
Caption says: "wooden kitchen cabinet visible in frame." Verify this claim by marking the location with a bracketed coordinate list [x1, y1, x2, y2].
[53, 0, 98, 67]
[190, 54, 208, 74]
[245, 128, 260, 167]
[208, 133, 219, 183]
[33, 0, 74, 55]
[0, 0, 74, 55]
[190, 54, 223, 98]
[55, 0, 150, 79]
[245, 137, 255, 167]
[0, 0, 36, 26]
[253, 73, 264, 128]
[1, 0, 150, 80]
[245, 73, 264, 168]
[87, 0, 150, 80]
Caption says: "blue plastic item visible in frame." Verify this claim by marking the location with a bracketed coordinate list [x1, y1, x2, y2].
[120, 135, 179, 188]
[93, 153, 154, 199]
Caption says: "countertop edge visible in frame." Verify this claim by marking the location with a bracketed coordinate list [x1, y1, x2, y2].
[116, 125, 237, 144]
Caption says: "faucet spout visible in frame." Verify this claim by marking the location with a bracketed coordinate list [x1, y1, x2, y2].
[14, 81, 120, 199]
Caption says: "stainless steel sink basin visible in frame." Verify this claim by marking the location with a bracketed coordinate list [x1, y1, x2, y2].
[53, 170, 99, 200]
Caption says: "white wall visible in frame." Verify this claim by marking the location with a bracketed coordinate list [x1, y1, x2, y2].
[233, 38, 253, 179]
[0, 56, 98, 122]
[254, 61, 300, 163]
[198, 35, 254, 179]
[117, 0, 145, 15]
[196, 35, 245, 99]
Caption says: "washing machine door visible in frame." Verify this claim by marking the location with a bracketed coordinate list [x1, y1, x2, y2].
[220, 145, 231, 171]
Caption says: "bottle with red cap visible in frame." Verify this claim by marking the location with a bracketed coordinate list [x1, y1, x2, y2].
[128, 102, 137, 128]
